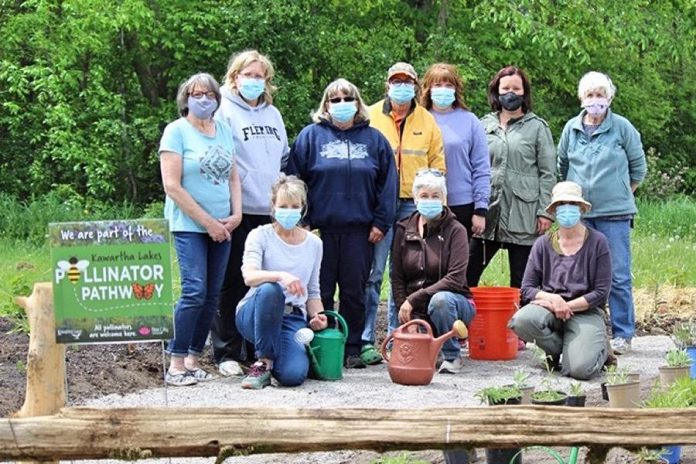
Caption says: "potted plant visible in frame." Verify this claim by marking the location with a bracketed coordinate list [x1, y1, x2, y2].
[510, 368, 534, 404]
[659, 348, 692, 388]
[672, 321, 696, 379]
[476, 385, 523, 464]
[605, 365, 641, 408]
[528, 344, 567, 406]
[566, 381, 586, 407]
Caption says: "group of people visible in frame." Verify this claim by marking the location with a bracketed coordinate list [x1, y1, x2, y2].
[159, 50, 647, 390]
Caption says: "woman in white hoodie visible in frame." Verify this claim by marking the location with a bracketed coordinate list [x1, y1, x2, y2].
[212, 50, 290, 376]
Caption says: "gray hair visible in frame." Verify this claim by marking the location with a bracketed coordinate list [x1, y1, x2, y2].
[271, 174, 307, 209]
[412, 171, 447, 199]
[176, 73, 222, 117]
[312, 78, 370, 124]
[577, 71, 616, 101]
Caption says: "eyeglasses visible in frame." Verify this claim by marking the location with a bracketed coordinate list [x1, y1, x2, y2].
[329, 96, 356, 104]
[390, 79, 415, 86]
[416, 168, 444, 177]
[189, 90, 216, 99]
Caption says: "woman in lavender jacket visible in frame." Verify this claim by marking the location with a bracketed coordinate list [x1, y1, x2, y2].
[508, 182, 612, 380]
[421, 63, 490, 240]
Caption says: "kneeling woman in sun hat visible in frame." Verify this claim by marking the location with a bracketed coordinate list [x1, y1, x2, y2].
[508, 181, 612, 380]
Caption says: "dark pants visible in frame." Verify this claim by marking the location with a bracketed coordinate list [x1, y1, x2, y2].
[449, 203, 474, 242]
[320, 229, 373, 357]
[211, 214, 271, 364]
[467, 238, 532, 289]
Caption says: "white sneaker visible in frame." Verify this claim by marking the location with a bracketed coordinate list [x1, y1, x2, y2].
[218, 360, 244, 377]
[439, 356, 465, 374]
[610, 337, 632, 355]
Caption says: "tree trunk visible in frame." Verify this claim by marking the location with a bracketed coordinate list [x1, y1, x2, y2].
[2, 406, 696, 461]
[13, 282, 66, 464]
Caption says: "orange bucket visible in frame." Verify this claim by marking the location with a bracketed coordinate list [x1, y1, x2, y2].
[469, 286, 520, 360]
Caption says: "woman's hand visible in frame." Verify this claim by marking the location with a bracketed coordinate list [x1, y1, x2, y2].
[471, 214, 486, 236]
[220, 214, 242, 233]
[398, 300, 413, 324]
[537, 217, 552, 234]
[205, 220, 231, 242]
[309, 313, 328, 331]
[546, 294, 573, 320]
[368, 226, 384, 244]
[278, 272, 305, 297]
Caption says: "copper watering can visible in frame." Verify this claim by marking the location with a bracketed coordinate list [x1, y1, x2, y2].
[381, 319, 468, 386]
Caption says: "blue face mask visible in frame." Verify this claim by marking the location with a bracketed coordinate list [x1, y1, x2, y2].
[430, 87, 455, 108]
[329, 101, 358, 123]
[274, 207, 302, 230]
[417, 199, 443, 219]
[388, 84, 416, 105]
[238, 78, 265, 101]
[555, 204, 582, 228]
[187, 95, 217, 119]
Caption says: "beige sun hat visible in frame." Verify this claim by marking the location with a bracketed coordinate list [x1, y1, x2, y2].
[387, 62, 417, 81]
[545, 181, 592, 213]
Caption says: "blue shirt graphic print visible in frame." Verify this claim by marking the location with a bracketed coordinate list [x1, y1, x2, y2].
[159, 118, 236, 232]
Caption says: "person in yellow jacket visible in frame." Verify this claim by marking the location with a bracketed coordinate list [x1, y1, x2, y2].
[360, 62, 446, 367]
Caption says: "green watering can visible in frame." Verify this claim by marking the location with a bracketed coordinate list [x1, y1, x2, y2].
[294, 310, 348, 380]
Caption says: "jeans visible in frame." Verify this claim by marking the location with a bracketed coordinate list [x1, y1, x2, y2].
[363, 199, 417, 343]
[427, 292, 476, 360]
[236, 282, 309, 386]
[320, 229, 373, 357]
[211, 214, 270, 364]
[509, 304, 608, 380]
[167, 232, 231, 357]
[584, 218, 635, 340]
[467, 239, 532, 290]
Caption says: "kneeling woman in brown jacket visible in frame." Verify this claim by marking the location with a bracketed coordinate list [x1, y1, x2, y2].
[391, 169, 476, 375]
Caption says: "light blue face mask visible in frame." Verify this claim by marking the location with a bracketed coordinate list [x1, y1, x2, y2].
[555, 204, 582, 228]
[417, 198, 443, 219]
[430, 87, 455, 108]
[274, 207, 302, 230]
[238, 78, 265, 101]
[329, 101, 358, 123]
[187, 95, 217, 119]
[388, 83, 416, 105]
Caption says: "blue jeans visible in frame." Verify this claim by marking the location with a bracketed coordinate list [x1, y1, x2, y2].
[236, 282, 309, 386]
[427, 292, 476, 360]
[362, 199, 417, 344]
[584, 218, 634, 340]
[167, 232, 231, 357]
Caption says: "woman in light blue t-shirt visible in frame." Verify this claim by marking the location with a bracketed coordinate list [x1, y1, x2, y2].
[159, 72, 242, 386]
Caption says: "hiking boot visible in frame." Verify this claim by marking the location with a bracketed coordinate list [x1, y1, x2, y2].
[240, 362, 271, 390]
[439, 355, 465, 374]
[610, 337, 632, 355]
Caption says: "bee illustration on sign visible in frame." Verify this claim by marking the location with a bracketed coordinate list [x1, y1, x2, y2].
[57, 257, 90, 284]
[132, 282, 156, 300]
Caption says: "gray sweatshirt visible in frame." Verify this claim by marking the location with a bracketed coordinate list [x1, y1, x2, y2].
[215, 88, 289, 215]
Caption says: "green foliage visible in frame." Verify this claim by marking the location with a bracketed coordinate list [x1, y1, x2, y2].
[568, 381, 585, 397]
[475, 385, 522, 405]
[672, 321, 696, 348]
[605, 365, 630, 386]
[664, 348, 692, 368]
[2, 0, 696, 203]
[642, 376, 696, 408]
[371, 452, 431, 464]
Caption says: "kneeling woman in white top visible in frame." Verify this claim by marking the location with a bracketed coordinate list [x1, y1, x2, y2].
[236, 175, 328, 389]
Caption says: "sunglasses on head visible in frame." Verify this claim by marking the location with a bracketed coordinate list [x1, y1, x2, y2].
[416, 168, 444, 178]
[329, 96, 356, 104]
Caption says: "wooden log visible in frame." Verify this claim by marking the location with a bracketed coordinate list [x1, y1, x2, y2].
[13, 282, 66, 464]
[1, 406, 696, 461]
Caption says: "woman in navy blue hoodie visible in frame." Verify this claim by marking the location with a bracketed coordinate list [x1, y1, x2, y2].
[287, 78, 397, 368]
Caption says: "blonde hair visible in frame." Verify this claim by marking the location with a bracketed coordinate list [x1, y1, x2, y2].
[271, 174, 307, 209]
[577, 71, 616, 101]
[224, 50, 277, 104]
[312, 78, 370, 124]
[420, 63, 469, 110]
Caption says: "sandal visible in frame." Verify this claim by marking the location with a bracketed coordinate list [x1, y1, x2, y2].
[165, 370, 197, 386]
[360, 344, 383, 365]
[186, 367, 215, 382]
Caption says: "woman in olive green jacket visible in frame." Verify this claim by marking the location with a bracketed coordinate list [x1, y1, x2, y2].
[467, 66, 556, 290]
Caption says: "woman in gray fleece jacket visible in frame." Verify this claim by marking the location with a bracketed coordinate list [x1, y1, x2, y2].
[211, 50, 290, 376]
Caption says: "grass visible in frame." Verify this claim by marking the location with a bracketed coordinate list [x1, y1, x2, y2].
[2, 196, 696, 331]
